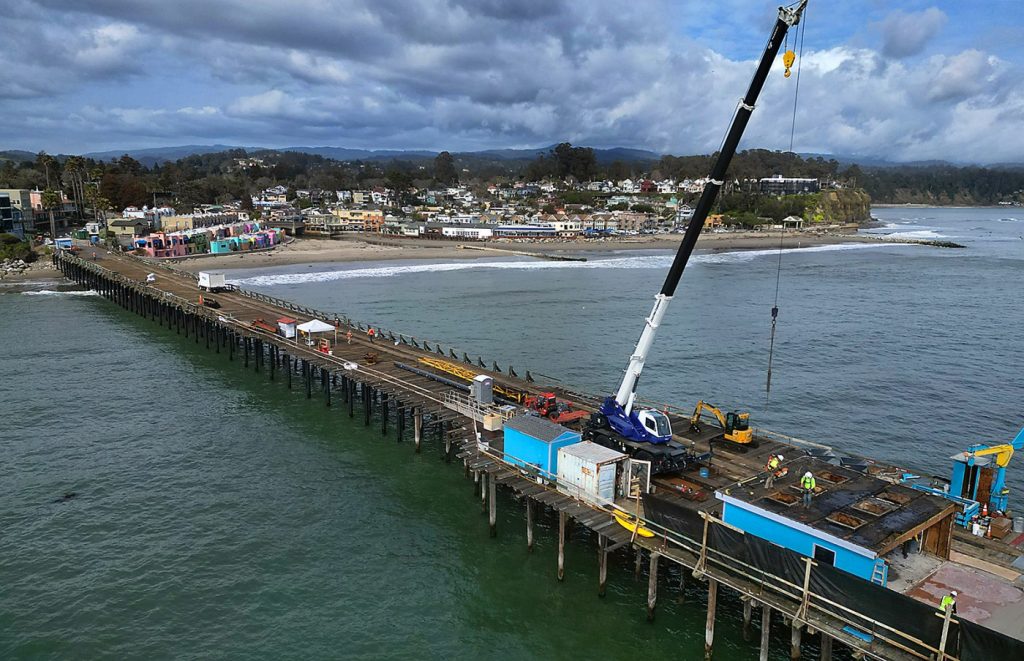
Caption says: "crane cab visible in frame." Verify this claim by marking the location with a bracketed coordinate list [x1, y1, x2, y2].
[637, 409, 672, 441]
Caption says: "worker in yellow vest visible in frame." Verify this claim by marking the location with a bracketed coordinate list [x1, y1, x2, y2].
[764, 454, 784, 489]
[801, 471, 816, 508]
[939, 591, 957, 615]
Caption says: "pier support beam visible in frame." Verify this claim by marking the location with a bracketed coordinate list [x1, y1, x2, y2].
[760, 605, 771, 661]
[348, 379, 355, 418]
[525, 498, 534, 551]
[820, 633, 832, 661]
[305, 361, 312, 399]
[790, 621, 802, 660]
[557, 511, 567, 581]
[705, 578, 718, 660]
[635, 549, 643, 581]
[480, 471, 487, 510]
[647, 551, 660, 621]
[676, 567, 687, 604]
[381, 392, 388, 436]
[324, 370, 331, 407]
[597, 534, 608, 597]
[413, 408, 422, 452]
[286, 355, 292, 389]
[488, 473, 497, 538]
[743, 597, 753, 642]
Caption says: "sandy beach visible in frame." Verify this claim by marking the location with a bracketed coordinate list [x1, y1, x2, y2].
[173, 230, 903, 272]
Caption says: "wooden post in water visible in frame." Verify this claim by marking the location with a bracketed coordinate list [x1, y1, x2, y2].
[380, 392, 388, 436]
[270, 345, 275, 380]
[243, 337, 249, 368]
[525, 498, 534, 551]
[413, 408, 422, 452]
[348, 379, 355, 418]
[634, 549, 643, 581]
[285, 355, 292, 389]
[480, 472, 488, 510]
[760, 605, 771, 661]
[557, 510, 567, 581]
[705, 577, 718, 660]
[647, 551, 660, 621]
[597, 534, 608, 597]
[676, 567, 687, 604]
[363, 385, 372, 426]
[743, 597, 753, 641]
[790, 621, 802, 660]
[488, 473, 497, 537]
[305, 361, 312, 399]
[324, 370, 331, 407]
[820, 633, 833, 661]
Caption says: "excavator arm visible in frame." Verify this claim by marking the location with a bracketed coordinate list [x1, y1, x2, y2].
[690, 400, 728, 430]
[967, 444, 1015, 468]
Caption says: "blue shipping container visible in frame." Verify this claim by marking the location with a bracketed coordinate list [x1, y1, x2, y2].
[503, 415, 581, 477]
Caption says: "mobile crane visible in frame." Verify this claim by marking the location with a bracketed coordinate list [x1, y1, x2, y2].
[584, 1, 808, 474]
[950, 427, 1024, 513]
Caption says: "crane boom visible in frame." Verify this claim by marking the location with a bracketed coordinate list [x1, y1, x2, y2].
[614, 1, 808, 410]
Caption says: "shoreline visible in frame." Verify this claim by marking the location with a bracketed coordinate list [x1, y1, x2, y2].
[172, 231, 905, 272]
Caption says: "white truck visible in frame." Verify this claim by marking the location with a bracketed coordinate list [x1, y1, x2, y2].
[198, 271, 226, 292]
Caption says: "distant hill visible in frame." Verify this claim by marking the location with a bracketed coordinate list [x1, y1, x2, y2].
[83, 144, 243, 166]
[0, 150, 36, 163]
[72, 143, 663, 166]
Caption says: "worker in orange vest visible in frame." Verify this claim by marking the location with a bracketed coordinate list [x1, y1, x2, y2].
[367, 327, 375, 343]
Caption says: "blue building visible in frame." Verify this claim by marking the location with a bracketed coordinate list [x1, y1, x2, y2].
[716, 457, 954, 586]
[502, 415, 580, 477]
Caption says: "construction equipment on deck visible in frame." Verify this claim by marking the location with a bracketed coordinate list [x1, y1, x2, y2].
[524, 392, 589, 425]
[690, 400, 753, 444]
[950, 426, 1024, 513]
[583, 1, 808, 474]
[418, 357, 525, 403]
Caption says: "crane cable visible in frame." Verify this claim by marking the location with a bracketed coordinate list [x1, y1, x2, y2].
[767, 3, 808, 399]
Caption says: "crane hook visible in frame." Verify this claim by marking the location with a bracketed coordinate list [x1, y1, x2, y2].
[783, 50, 796, 78]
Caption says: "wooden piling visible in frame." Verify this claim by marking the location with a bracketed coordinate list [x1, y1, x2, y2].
[413, 408, 422, 452]
[324, 370, 331, 407]
[526, 498, 534, 551]
[488, 473, 497, 537]
[820, 633, 833, 661]
[598, 534, 608, 597]
[790, 620, 802, 660]
[381, 392, 388, 436]
[760, 605, 771, 661]
[557, 510, 567, 581]
[705, 577, 718, 660]
[743, 597, 753, 641]
[647, 551, 660, 621]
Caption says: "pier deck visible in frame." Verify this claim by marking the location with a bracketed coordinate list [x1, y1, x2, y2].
[55, 248, 1023, 661]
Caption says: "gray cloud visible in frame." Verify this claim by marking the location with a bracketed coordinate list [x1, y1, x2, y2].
[0, 1, 1022, 164]
[877, 7, 947, 59]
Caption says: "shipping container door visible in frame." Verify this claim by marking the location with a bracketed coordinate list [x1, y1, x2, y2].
[597, 464, 617, 502]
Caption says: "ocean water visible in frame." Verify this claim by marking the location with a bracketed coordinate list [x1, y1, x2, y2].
[2, 206, 1021, 659]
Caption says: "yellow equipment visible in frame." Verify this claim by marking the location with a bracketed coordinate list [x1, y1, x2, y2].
[966, 444, 1015, 468]
[783, 49, 796, 78]
[417, 357, 525, 403]
[689, 400, 753, 444]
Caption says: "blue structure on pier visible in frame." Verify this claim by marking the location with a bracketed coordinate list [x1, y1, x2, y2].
[503, 415, 580, 477]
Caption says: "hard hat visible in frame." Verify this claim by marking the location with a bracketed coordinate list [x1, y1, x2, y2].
[951, 591, 958, 596]
[777, 455, 784, 461]
[804, 471, 813, 478]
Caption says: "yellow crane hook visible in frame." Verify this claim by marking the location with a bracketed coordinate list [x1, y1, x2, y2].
[783, 50, 796, 78]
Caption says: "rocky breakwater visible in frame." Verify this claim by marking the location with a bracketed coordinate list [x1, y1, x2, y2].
[0, 258, 57, 280]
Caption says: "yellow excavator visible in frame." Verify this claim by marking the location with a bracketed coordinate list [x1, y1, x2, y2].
[689, 400, 753, 444]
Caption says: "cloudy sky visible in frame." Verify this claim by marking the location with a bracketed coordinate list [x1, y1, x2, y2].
[2, 0, 1023, 162]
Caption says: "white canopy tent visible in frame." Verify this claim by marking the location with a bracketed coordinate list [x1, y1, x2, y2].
[296, 319, 336, 345]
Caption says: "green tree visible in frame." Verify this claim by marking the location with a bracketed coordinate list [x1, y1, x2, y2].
[41, 188, 61, 238]
[433, 151, 458, 185]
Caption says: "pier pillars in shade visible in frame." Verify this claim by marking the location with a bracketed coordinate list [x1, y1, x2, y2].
[285, 355, 292, 389]
[760, 605, 772, 661]
[269, 345, 275, 380]
[363, 385, 372, 426]
[305, 361, 312, 399]
[413, 408, 422, 452]
[705, 577, 718, 660]
[324, 370, 331, 407]
[348, 380, 355, 418]
[790, 621, 802, 660]
[557, 511, 567, 581]
[597, 534, 608, 597]
[647, 551, 659, 621]
[525, 499, 534, 551]
[380, 392, 388, 436]
[676, 567, 687, 604]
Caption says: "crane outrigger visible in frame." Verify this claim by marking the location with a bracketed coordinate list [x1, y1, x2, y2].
[585, 1, 809, 472]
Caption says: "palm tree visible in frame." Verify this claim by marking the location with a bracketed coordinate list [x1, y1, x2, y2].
[63, 156, 87, 220]
[36, 151, 57, 189]
[41, 188, 61, 238]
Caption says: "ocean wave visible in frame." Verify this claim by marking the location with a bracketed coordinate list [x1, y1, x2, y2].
[228, 243, 897, 287]
[998, 217, 1019, 222]
[22, 289, 99, 297]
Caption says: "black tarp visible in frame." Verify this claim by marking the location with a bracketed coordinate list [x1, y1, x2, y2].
[960, 619, 1024, 661]
[809, 559, 945, 648]
[640, 495, 1024, 658]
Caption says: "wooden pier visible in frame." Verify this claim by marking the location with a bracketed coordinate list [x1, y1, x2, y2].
[54, 248, 1021, 661]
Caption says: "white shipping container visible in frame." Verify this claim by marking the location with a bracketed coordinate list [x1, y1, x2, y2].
[557, 441, 626, 505]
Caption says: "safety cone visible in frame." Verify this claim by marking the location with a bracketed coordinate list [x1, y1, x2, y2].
[982, 503, 988, 517]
